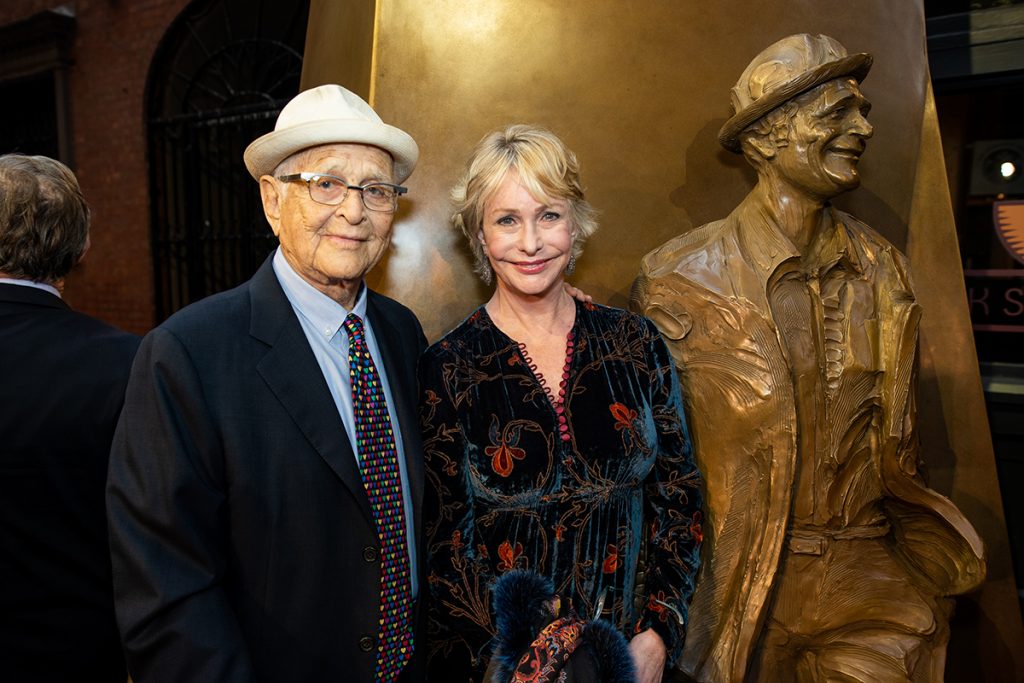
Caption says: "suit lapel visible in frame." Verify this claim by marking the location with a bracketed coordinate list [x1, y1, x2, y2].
[247, 259, 375, 528]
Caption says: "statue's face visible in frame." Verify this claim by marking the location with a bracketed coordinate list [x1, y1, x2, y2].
[772, 77, 873, 201]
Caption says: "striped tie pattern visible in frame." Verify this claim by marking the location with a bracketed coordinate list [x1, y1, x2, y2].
[344, 313, 414, 681]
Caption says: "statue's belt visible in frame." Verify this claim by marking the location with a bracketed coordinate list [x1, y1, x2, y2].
[786, 522, 891, 556]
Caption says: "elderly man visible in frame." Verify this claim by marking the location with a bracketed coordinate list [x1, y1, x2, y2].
[1, 154, 138, 681]
[632, 35, 985, 682]
[107, 85, 426, 682]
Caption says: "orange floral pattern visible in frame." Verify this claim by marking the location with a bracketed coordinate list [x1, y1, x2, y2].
[420, 302, 703, 681]
[602, 544, 619, 574]
[486, 441, 526, 477]
[688, 510, 704, 545]
[497, 540, 525, 571]
[610, 402, 638, 430]
[642, 590, 671, 625]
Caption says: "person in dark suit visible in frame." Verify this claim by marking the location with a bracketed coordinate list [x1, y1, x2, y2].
[106, 84, 426, 682]
[0, 153, 138, 682]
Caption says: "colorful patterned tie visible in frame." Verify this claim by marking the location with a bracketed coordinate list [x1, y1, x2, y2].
[344, 313, 414, 680]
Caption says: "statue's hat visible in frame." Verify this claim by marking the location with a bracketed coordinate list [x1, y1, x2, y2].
[718, 33, 872, 153]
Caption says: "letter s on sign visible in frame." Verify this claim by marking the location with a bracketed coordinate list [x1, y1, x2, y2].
[1004, 287, 1024, 317]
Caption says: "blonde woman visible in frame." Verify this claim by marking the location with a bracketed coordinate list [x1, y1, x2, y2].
[420, 125, 703, 683]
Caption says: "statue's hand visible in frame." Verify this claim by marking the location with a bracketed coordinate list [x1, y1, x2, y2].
[563, 282, 593, 304]
[629, 628, 666, 683]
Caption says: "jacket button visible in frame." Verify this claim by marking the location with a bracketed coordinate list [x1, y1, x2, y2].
[359, 635, 375, 652]
[363, 546, 378, 562]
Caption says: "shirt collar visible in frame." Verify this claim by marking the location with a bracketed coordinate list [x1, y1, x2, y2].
[736, 195, 864, 282]
[804, 213, 864, 276]
[0, 277, 61, 298]
[272, 248, 367, 339]
[736, 195, 800, 280]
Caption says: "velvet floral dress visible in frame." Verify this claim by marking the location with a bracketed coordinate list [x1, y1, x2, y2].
[420, 301, 703, 682]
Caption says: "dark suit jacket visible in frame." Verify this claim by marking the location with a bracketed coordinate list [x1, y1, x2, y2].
[107, 257, 428, 682]
[0, 283, 139, 682]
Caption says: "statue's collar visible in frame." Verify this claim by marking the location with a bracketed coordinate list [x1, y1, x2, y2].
[735, 195, 865, 284]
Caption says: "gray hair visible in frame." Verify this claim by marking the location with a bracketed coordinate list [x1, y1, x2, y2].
[0, 154, 90, 282]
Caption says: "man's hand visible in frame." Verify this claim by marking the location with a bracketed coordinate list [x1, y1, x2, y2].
[629, 628, 666, 683]
[563, 282, 593, 304]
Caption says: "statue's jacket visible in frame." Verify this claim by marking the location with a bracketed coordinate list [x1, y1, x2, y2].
[631, 193, 986, 682]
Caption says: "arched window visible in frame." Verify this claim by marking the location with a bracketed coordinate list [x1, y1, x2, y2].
[147, 0, 309, 320]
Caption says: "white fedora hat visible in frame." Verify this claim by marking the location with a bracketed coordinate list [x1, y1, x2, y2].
[243, 84, 419, 182]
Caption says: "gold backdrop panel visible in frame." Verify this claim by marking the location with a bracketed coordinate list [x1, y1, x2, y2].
[302, 0, 1024, 678]
[301, 0, 376, 101]
[362, 1, 930, 341]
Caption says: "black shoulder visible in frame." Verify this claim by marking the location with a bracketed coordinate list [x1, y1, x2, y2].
[422, 307, 486, 362]
[67, 309, 140, 345]
[578, 301, 659, 340]
[158, 280, 253, 341]
[22, 306, 141, 368]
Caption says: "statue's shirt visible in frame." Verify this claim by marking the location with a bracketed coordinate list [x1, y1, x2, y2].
[766, 218, 886, 534]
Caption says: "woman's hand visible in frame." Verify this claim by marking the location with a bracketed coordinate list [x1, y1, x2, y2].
[562, 282, 593, 304]
[629, 628, 667, 683]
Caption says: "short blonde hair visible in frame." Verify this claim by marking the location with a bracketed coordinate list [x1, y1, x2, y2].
[451, 124, 598, 279]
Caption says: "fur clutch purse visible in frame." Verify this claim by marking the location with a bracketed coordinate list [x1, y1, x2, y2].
[489, 570, 635, 683]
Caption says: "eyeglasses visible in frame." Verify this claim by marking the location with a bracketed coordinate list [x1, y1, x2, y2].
[277, 172, 408, 213]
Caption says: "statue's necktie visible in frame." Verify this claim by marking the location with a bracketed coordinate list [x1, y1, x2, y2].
[343, 313, 414, 680]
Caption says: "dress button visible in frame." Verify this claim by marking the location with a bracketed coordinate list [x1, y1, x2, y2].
[359, 635, 375, 652]
[363, 546, 378, 562]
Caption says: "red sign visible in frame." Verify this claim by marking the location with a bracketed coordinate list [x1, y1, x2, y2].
[993, 200, 1024, 266]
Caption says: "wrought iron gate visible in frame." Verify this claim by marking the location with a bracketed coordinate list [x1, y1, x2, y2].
[147, 0, 309, 320]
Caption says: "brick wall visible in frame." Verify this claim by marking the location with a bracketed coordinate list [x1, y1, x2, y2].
[2, 0, 192, 334]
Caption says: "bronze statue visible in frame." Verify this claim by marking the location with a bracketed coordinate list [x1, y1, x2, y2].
[631, 34, 986, 682]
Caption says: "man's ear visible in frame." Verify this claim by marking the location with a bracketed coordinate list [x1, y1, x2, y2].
[76, 233, 92, 265]
[259, 176, 283, 236]
[745, 134, 776, 161]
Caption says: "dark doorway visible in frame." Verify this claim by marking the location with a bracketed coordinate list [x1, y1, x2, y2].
[0, 73, 60, 159]
[0, 9, 75, 163]
[146, 0, 310, 320]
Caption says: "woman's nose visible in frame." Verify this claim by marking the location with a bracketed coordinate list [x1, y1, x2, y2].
[517, 221, 542, 254]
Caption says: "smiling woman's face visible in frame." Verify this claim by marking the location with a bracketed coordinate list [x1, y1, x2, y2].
[478, 170, 574, 303]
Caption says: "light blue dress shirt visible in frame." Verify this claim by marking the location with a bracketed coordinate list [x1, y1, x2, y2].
[0, 278, 61, 297]
[272, 248, 418, 596]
